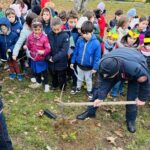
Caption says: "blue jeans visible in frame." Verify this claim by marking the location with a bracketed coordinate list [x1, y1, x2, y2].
[111, 81, 124, 97]
[0, 97, 13, 150]
[87, 80, 138, 123]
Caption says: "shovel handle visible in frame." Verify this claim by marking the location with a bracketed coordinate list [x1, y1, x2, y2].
[58, 101, 136, 107]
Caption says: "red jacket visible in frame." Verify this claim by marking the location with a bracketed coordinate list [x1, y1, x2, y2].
[27, 32, 51, 61]
[98, 15, 106, 38]
[41, 0, 50, 8]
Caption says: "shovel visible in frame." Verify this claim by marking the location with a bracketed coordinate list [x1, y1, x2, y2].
[56, 101, 136, 107]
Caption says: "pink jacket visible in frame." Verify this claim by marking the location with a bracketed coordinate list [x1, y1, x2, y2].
[27, 32, 51, 61]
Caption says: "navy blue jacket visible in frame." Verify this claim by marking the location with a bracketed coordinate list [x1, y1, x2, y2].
[42, 21, 52, 35]
[71, 34, 101, 70]
[48, 31, 70, 71]
[95, 47, 150, 101]
[11, 18, 22, 36]
[0, 17, 18, 60]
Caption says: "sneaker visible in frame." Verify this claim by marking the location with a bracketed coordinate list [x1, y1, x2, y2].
[29, 82, 42, 89]
[44, 84, 50, 92]
[30, 77, 36, 83]
[50, 86, 57, 90]
[4, 64, 9, 70]
[87, 91, 93, 100]
[76, 88, 81, 93]
[9, 73, 16, 80]
[17, 74, 23, 81]
[70, 86, 77, 94]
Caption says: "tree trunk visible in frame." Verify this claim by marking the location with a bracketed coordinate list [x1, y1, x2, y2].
[74, 0, 88, 12]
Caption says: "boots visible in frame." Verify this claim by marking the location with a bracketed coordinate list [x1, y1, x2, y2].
[126, 121, 136, 133]
[76, 110, 96, 120]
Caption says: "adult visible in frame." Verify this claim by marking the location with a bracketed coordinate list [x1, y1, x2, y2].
[0, 96, 14, 150]
[76, 48, 150, 133]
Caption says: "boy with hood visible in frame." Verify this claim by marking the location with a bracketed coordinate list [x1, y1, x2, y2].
[5, 8, 22, 36]
[0, 17, 20, 80]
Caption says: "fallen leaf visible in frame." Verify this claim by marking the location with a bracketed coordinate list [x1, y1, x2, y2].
[38, 110, 44, 117]
[114, 130, 123, 138]
[46, 145, 52, 150]
[8, 91, 14, 94]
[34, 127, 38, 131]
[117, 147, 124, 150]
[69, 119, 78, 124]
[106, 136, 117, 146]
[96, 123, 101, 128]
[24, 132, 28, 135]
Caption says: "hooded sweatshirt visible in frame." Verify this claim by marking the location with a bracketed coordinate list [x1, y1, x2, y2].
[0, 17, 18, 60]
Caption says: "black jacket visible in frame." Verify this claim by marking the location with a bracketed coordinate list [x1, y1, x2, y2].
[47, 31, 69, 71]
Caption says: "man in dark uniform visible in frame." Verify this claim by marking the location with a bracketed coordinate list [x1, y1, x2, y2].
[76, 48, 150, 133]
[0, 87, 13, 149]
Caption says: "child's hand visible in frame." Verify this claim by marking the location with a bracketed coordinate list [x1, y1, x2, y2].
[38, 50, 45, 55]
[12, 55, 17, 61]
[23, 45, 27, 49]
[70, 64, 74, 69]
[92, 70, 96, 74]
[49, 57, 53, 63]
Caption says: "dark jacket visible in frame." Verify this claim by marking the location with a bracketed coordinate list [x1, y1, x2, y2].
[42, 21, 52, 35]
[47, 31, 70, 71]
[95, 47, 150, 101]
[0, 17, 18, 60]
[109, 18, 117, 29]
[11, 18, 23, 36]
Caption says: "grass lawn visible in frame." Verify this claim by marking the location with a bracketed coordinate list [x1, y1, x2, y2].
[1, 0, 150, 149]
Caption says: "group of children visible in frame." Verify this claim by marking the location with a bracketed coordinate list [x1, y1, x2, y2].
[0, 0, 150, 100]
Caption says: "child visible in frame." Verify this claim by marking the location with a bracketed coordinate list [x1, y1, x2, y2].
[96, 2, 107, 38]
[46, 17, 69, 90]
[127, 8, 139, 30]
[104, 28, 118, 54]
[59, 10, 69, 31]
[40, 7, 52, 35]
[41, 0, 50, 9]
[5, 8, 22, 36]
[0, 3, 4, 18]
[0, 17, 22, 80]
[117, 16, 129, 47]
[45, 1, 57, 17]
[109, 9, 123, 29]
[71, 21, 101, 99]
[12, 12, 37, 82]
[67, 9, 79, 43]
[83, 10, 102, 43]
[93, 8, 106, 54]
[140, 31, 150, 70]
[66, 9, 79, 93]
[135, 16, 148, 45]
[120, 29, 140, 48]
[27, 18, 51, 92]
[10, 0, 28, 24]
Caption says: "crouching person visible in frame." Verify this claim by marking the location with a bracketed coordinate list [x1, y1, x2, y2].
[76, 48, 150, 133]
